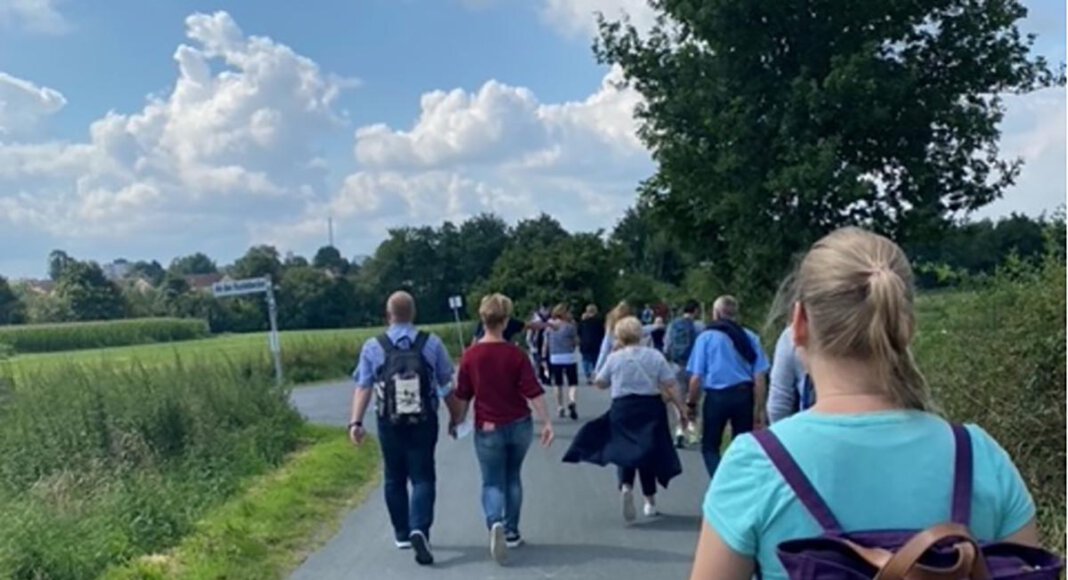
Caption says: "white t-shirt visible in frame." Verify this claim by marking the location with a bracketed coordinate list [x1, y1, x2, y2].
[595, 346, 676, 399]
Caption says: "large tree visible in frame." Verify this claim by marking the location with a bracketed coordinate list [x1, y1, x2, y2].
[312, 246, 348, 274]
[55, 262, 126, 321]
[231, 245, 283, 281]
[168, 252, 218, 276]
[48, 250, 75, 281]
[0, 276, 25, 325]
[597, 0, 1060, 298]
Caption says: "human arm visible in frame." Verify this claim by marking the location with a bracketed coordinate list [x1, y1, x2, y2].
[429, 335, 455, 398]
[685, 334, 707, 409]
[529, 394, 554, 447]
[348, 342, 377, 445]
[767, 329, 799, 424]
[690, 520, 757, 580]
[516, 351, 553, 445]
[594, 334, 612, 374]
[656, 354, 688, 428]
[750, 332, 771, 427]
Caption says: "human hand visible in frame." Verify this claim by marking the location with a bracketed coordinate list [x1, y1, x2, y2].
[447, 422, 458, 439]
[348, 423, 366, 446]
[540, 423, 555, 447]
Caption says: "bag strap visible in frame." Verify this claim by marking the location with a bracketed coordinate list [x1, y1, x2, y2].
[950, 423, 973, 526]
[412, 331, 430, 356]
[375, 333, 394, 354]
[752, 430, 843, 535]
[874, 522, 991, 580]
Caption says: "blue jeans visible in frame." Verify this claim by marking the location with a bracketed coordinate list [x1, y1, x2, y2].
[581, 355, 597, 383]
[474, 416, 534, 536]
[700, 383, 754, 479]
[377, 413, 439, 542]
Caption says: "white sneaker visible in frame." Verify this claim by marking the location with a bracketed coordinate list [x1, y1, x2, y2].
[643, 501, 660, 518]
[490, 522, 507, 565]
[395, 539, 412, 550]
[621, 486, 636, 523]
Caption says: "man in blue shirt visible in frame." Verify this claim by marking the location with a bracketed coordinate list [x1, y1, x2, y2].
[686, 295, 770, 479]
[348, 291, 456, 566]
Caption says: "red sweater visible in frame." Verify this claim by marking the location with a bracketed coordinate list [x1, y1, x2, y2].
[456, 342, 544, 429]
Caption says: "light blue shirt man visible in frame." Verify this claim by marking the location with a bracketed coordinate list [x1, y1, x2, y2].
[353, 323, 455, 404]
[686, 327, 770, 390]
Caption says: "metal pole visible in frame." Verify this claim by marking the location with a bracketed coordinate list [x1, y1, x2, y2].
[452, 305, 465, 353]
[265, 276, 283, 387]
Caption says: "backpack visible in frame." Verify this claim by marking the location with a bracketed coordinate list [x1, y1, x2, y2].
[752, 425, 1062, 579]
[666, 318, 697, 364]
[373, 332, 434, 426]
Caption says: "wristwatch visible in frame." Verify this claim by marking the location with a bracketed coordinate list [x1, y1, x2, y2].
[348, 420, 363, 430]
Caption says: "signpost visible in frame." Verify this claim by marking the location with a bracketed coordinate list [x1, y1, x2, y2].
[212, 276, 283, 387]
[448, 295, 465, 353]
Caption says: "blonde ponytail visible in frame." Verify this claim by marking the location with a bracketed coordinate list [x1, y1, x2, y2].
[789, 227, 932, 411]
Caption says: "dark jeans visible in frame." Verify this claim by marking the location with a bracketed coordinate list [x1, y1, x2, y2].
[618, 466, 657, 497]
[474, 416, 534, 536]
[701, 383, 754, 479]
[378, 413, 439, 542]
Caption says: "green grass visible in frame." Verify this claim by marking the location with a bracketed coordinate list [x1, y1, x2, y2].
[0, 318, 210, 354]
[103, 425, 380, 580]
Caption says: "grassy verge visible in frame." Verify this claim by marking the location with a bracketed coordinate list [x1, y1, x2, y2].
[105, 424, 380, 580]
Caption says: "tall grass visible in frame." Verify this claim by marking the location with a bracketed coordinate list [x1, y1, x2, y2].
[0, 318, 210, 354]
[0, 360, 302, 579]
[914, 252, 1066, 547]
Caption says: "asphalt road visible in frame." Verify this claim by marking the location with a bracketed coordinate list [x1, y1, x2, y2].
[289, 380, 708, 580]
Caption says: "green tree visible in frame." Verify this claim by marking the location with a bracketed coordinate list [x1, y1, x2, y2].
[597, 0, 1061, 299]
[458, 213, 511, 285]
[312, 246, 348, 274]
[610, 204, 688, 284]
[48, 250, 74, 281]
[0, 276, 26, 325]
[129, 260, 166, 286]
[232, 245, 283, 282]
[509, 214, 569, 250]
[168, 253, 218, 276]
[279, 267, 358, 329]
[55, 262, 126, 321]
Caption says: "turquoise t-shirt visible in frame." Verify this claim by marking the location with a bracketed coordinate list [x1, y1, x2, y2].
[703, 410, 1035, 580]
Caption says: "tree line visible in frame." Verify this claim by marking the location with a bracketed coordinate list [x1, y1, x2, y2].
[0, 210, 1060, 332]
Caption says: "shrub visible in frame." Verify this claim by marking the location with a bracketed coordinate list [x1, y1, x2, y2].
[914, 252, 1066, 547]
[0, 318, 210, 354]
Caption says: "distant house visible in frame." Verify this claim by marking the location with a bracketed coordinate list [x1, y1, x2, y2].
[184, 273, 226, 292]
[102, 259, 132, 281]
[21, 279, 56, 295]
[128, 277, 155, 294]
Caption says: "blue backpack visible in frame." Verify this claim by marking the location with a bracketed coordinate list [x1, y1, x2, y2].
[666, 318, 697, 365]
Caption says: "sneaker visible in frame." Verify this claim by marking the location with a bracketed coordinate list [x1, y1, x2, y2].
[674, 429, 686, 449]
[568, 403, 578, 421]
[621, 486, 636, 523]
[410, 531, 433, 566]
[643, 501, 660, 518]
[490, 522, 507, 564]
[395, 539, 412, 550]
[505, 534, 524, 549]
[558, 407, 566, 418]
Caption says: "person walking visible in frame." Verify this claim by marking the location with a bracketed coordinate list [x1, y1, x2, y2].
[543, 303, 580, 420]
[348, 291, 457, 566]
[594, 301, 633, 374]
[527, 303, 552, 385]
[452, 293, 554, 565]
[663, 300, 702, 448]
[690, 227, 1047, 579]
[649, 316, 667, 351]
[564, 316, 689, 524]
[686, 295, 770, 479]
[765, 324, 816, 424]
[577, 304, 605, 385]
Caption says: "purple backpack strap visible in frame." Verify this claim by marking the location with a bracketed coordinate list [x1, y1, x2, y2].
[950, 423, 973, 526]
[752, 430, 844, 535]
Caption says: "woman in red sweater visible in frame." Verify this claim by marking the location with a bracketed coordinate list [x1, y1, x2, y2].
[453, 293, 554, 565]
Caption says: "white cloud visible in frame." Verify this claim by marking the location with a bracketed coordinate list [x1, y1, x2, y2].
[0, 71, 66, 136]
[0, 11, 354, 266]
[540, 0, 657, 39]
[0, 0, 68, 34]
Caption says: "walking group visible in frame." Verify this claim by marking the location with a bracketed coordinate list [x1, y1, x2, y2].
[346, 227, 1061, 579]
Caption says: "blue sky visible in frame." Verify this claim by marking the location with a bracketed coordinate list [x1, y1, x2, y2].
[0, 0, 1063, 278]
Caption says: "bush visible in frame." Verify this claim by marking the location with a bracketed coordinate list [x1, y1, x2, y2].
[0, 360, 302, 578]
[0, 318, 210, 354]
[914, 252, 1066, 547]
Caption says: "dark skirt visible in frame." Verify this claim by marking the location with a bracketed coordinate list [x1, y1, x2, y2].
[562, 394, 683, 489]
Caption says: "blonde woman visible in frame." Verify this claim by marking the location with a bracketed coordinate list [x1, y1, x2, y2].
[594, 301, 633, 374]
[690, 228, 1042, 579]
[542, 304, 580, 419]
[453, 294, 554, 564]
[564, 316, 689, 523]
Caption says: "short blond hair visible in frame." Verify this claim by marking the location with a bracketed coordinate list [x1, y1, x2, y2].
[713, 295, 739, 320]
[614, 316, 643, 346]
[478, 293, 514, 328]
[387, 291, 415, 323]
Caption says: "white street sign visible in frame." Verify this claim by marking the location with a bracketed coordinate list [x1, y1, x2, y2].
[448, 295, 463, 310]
[212, 277, 270, 298]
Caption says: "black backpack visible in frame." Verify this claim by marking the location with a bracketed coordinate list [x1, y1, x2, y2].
[373, 332, 434, 426]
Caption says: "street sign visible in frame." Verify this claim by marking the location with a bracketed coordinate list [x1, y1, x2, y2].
[212, 277, 270, 298]
[447, 295, 464, 353]
[448, 295, 463, 309]
[212, 275, 284, 386]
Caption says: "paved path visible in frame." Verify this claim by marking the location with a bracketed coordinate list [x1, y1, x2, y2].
[290, 381, 708, 580]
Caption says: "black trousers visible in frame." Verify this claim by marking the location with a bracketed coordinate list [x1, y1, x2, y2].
[700, 383, 754, 479]
[618, 466, 657, 496]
